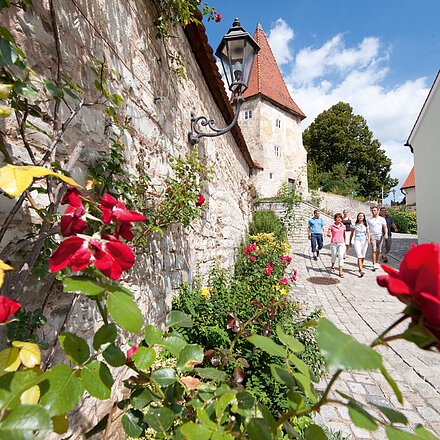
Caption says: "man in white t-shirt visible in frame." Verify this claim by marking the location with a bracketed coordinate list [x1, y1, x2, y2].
[367, 206, 388, 271]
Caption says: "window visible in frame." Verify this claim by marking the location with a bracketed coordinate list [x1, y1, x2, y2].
[288, 178, 296, 188]
[274, 145, 281, 157]
[275, 118, 281, 128]
[244, 109, 253, 120]
[269, 173, 274, 179]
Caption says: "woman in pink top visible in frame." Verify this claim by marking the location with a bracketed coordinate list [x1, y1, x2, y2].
[327, 213, 346, 278]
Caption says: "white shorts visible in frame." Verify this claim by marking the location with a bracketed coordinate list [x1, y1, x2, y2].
[354, 239, 368, 259]
[345, 230, 352, 245]
[331, 242, 345, 266]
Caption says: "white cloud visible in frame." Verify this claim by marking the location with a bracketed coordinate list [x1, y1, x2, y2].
[267, 18, 294, 65]
[268, 20, 430, 199]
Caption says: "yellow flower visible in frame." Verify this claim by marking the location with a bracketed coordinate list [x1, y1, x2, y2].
[201, 287, 211, 298]
[0, 260, 13, 288]
[280, 288, 288, 296]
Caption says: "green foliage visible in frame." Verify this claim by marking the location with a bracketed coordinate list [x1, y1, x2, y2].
[319, 163, 361, 197]
[303, 102, 398, 198]
[6, 308, 47, 349]
[388, 208, 417, 234]
[248, 210, 287, 242]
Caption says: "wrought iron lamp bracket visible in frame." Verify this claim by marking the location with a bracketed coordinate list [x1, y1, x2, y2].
[188, 95, 244, 145]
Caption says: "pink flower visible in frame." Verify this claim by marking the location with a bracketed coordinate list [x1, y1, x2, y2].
[215, 12, 222, 22]
[278, 278, 289, 285]
[0, 296, 22, 323]
[250, 256, 256, 262]
[126, 344, 139, 360]
[196, 193, 205, 207]
[49, 235, 135, 280]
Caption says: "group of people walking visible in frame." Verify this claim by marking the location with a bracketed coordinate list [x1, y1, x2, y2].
[307, 207, 397, 278]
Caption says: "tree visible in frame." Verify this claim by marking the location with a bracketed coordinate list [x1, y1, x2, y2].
[303, 102, 398, 199]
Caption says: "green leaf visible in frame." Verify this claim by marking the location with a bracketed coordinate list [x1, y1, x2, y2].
[304, 424, 328, 440]
[371, 403, 408, 424]
[196, 407, 217, 430]
[63, 276, 105, 297]
[237, 391, 255, 410]
[270, 364, 297, 389]
[276, 325, 304, 352]
[151, 368, 177, 387]
[194, 367, 227, 382]
[216, 392, 236, 419]
[177, 344, 204, 371]
[179, 422, 212, 440]
[160, 333, 187, 357]
[130, 388, 159, 409]
[44, 80, 63, 100]
[0, 404, 51, 440]
[247, 418, 272, 440]
[414, 425, 440, 440]
[102, 344, 126, 367]
[401, 325, 438, 349]
[14, 82, 39, 100]
[317, 318, 382, 370]
[247, 335, 286, 358]
[93, 324, 117, 350]
[166, 310, 193, 328]
[107, 288, 143, 333]
[121, 409, 143, 438]
[59, 332, 90, 365]
[0, 370, 45, 410]
[381, 366, 403, 403]
[132, 347, 156, 372]
[385, 425, 440, 440]
[286, 390, 306, 412]
[348, 401, 378, 431]
[144, 325, 163, 345]
[39, 364, 84, 416]
[288, 353, 310, 377]
[81, 360, 113, 400]
[292, 373, 317, 403]
[144, 407, 174, 433]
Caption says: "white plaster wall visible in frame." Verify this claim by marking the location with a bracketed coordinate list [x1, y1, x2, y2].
[405, 187, 417, 207]
[411, 82, 440, 243]
[240, 97, 308, 198]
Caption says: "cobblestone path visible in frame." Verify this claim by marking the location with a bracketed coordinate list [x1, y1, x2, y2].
[290, 235, 439, 439]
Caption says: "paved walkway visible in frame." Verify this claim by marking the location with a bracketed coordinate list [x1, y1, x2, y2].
[291, 235, 440, 439]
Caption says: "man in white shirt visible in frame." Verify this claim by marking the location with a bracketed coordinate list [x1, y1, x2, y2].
[367, 206, 388, 271]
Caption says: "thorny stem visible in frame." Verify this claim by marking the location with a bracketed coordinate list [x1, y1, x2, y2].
[371, 315, 409, 347]
[96, 297, 109, 325]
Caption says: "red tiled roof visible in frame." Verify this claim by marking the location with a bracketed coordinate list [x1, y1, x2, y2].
[242, 24, 306, 120]
[401, 166, 415, 189]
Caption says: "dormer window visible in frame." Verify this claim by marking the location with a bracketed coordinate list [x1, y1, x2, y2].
[275, 118, 281, 128]
[244, 110, 253, 120]
[274, 145, 281, 157]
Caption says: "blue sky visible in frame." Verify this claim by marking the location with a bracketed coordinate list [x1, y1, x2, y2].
[205, 1, 440, 200]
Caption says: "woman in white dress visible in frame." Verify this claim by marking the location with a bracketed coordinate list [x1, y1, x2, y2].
[349, 212, 370, 277]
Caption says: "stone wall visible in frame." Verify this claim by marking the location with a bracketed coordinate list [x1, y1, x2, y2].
[0, 1, 253, 437]
[314, 191, 373, 218]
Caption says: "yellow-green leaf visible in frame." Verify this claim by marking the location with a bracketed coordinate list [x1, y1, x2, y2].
[0, 164, 80, 198]
[20, 384, 40, 404]
[0, 347, 20, 375]
[52, 414, 69, 434]
[0, 260, 13, 288]
[12, 341, 41, 368]
[0, 104, 12, 118]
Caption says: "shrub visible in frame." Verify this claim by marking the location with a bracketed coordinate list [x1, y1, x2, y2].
[248, 209, 287, 241]
[389, 209, 417, 234]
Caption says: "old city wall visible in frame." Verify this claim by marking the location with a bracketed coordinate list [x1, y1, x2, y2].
[0, 1, 252, 436]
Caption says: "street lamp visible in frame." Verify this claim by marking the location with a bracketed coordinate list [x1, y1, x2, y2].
[188, 18, 260, 145]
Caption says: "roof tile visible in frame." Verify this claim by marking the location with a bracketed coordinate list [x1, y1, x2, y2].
[401, 166, 415, 189]
[243, 25, 305, 119]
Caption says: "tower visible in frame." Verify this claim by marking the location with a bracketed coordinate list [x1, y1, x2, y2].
[240, 23, 308, 198]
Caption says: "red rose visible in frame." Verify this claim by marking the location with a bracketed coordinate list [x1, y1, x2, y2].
[196, 193, 205, 207]
[377, 243, 440, 340]
[0, 296, 22, 323]
[278, 278, 289, 285]
[290, 270, 297, 282]
[264, 262, 273, 276]
[250, 256, 256, 262]
[61, 187, 84, 208]
[60, 205, 87, 237]
[50, 235, 135, 280]
[126, 344, 139, 360]
[215, 12, 222, 22]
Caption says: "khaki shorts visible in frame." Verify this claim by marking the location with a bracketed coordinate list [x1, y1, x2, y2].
[371, 235, 384, 253]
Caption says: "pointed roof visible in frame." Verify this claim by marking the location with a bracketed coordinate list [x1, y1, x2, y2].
[401, 166, 415, 189]
[243, 24, 306, 120]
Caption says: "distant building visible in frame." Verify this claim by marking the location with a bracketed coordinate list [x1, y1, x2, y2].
[405, 70, 440, 243]
[401, 166, 416, 211]
[239, 24, 308, 198]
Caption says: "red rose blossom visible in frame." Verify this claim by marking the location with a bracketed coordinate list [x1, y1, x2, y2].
[250, 256, 256, 262]
[215, 12, 222, 22]
[0, 296, 22, 323]
[60, 204, 87, 237]
[290, 270, 297, 282]
[61, 186, 84, 208]
[377, 243, 440, 342]
[264, 262, 274, 276]
[50, 235, 135, 280]
[278, 277, 289, 285]
[196, 193, 205, 207]
[126, 344, 139, 360]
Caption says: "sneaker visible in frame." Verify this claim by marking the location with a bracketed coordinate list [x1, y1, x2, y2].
[359, 272, 364, 278]
[313, 256, 317, 261]
[383, 258, 388, 263]
[372, 264, 377, 272]
[316, 250, 320, 257]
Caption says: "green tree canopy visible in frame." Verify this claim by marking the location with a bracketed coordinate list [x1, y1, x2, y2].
[303, 102, 398, 199]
